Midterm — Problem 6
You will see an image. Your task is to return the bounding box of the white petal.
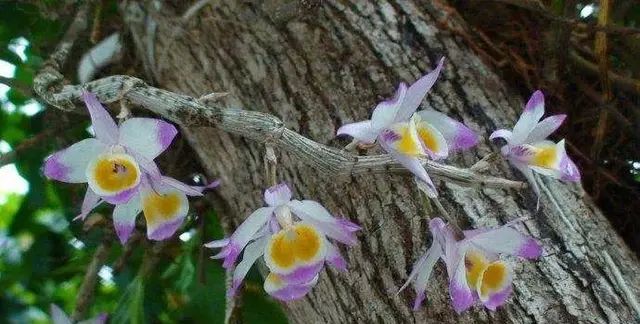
[119,118,177,160]
[43,138,106,183]
[264,183,292,207]
[465,225,542,259]
[489,129,513,142]
[395,57,445,122]
[229,235,269,296]
[371,83,407,131]
[526,114,566,143]
[229,207,276,252]
[510,90,545,145]
[336,120,378,144]
[414,118,449,160]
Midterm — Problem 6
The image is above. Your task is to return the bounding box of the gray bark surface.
[128,1,640,323]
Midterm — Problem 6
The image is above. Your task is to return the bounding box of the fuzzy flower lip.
[336,57,478,198]
[205,182,359,301]
[399,217,542,313]
[490,90,580,196]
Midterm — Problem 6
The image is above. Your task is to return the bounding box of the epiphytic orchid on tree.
[399,217,542,313]
[337,58,478,197]
[205,183,359,301]
[43,91,218,243]
[490,90,580,197]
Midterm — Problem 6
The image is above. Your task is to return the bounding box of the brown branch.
[71,239,112,321]
[569,51,640,95]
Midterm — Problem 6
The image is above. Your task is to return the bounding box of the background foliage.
[0,2,286,323]
[1,0,639,323]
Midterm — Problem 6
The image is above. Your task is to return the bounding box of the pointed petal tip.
[519,238,543,259]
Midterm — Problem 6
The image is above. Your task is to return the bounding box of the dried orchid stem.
[265,145,278,186]
[33,3,524,191]
[35,75,525,190]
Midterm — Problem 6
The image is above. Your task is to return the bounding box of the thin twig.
[71,239,112,321]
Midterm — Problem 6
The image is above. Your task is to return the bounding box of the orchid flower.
[337,58,478,197]
[399,217,542,313]
[43,91,218,243]
[490,90,580,196]
[51,304,107,324]
[205,183,360,301]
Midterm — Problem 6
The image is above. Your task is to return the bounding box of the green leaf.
[112,276,145,324]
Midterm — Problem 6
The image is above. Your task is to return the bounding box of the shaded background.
[0,0,638,323]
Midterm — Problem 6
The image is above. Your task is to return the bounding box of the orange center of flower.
[91,154,140,192]
[269,224,322,269]
[478,261,509,297]
[143,191,182,225]
[465,250,488,289]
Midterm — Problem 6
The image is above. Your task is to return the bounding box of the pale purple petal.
[50,304,72,324]
[75,188,102,221]
[336,120,379,144]
[43,138,106,183]
[219,207,275,267]
[82,91,119,145]
[264,183,292,207]
[325,240,347,271]
[413,291,426,311]
[510,90,545,145]
[128,150,161,180]
[228,235,269,297]
[526,114,566,143]
[287,200,359,245]
[464,224,542,260]
[204,238,230,248]
[160,176,208,196]
[489,129,513,142]
[371,82,407,131]
[395,57,446,122]
[557,141,581,182]
[119,118,177,160]
[112,193,141,244]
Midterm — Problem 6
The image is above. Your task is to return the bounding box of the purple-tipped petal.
[371,82,408,131]
[227,235,269,297]
[558,152,581,182]
[264,183,292,206]
[279,262,324,284]
[463,223,542,260]
[510,90,546,145]
[112,193,141,244]
[264,273,319,301]
[396,57,446,122]
[50,304,72,324]
[518,238,543,259]
[205,238,230,248]
[44,139,106,183]
[336,120,379,144]
[119,118,178,160]
[82,91,119,145]
[287,201,359,246]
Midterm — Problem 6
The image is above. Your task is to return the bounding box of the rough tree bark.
[115,1,639,323]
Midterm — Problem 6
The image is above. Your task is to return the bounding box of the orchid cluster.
[43,56,580,314]
[205,183,359,301]
[398,218,542,312]
[337,58,478,197]
[43,92,219,244]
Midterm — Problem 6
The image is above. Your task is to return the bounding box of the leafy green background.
[0,2,287,323]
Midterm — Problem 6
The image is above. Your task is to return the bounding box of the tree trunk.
[127,1,640,323]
